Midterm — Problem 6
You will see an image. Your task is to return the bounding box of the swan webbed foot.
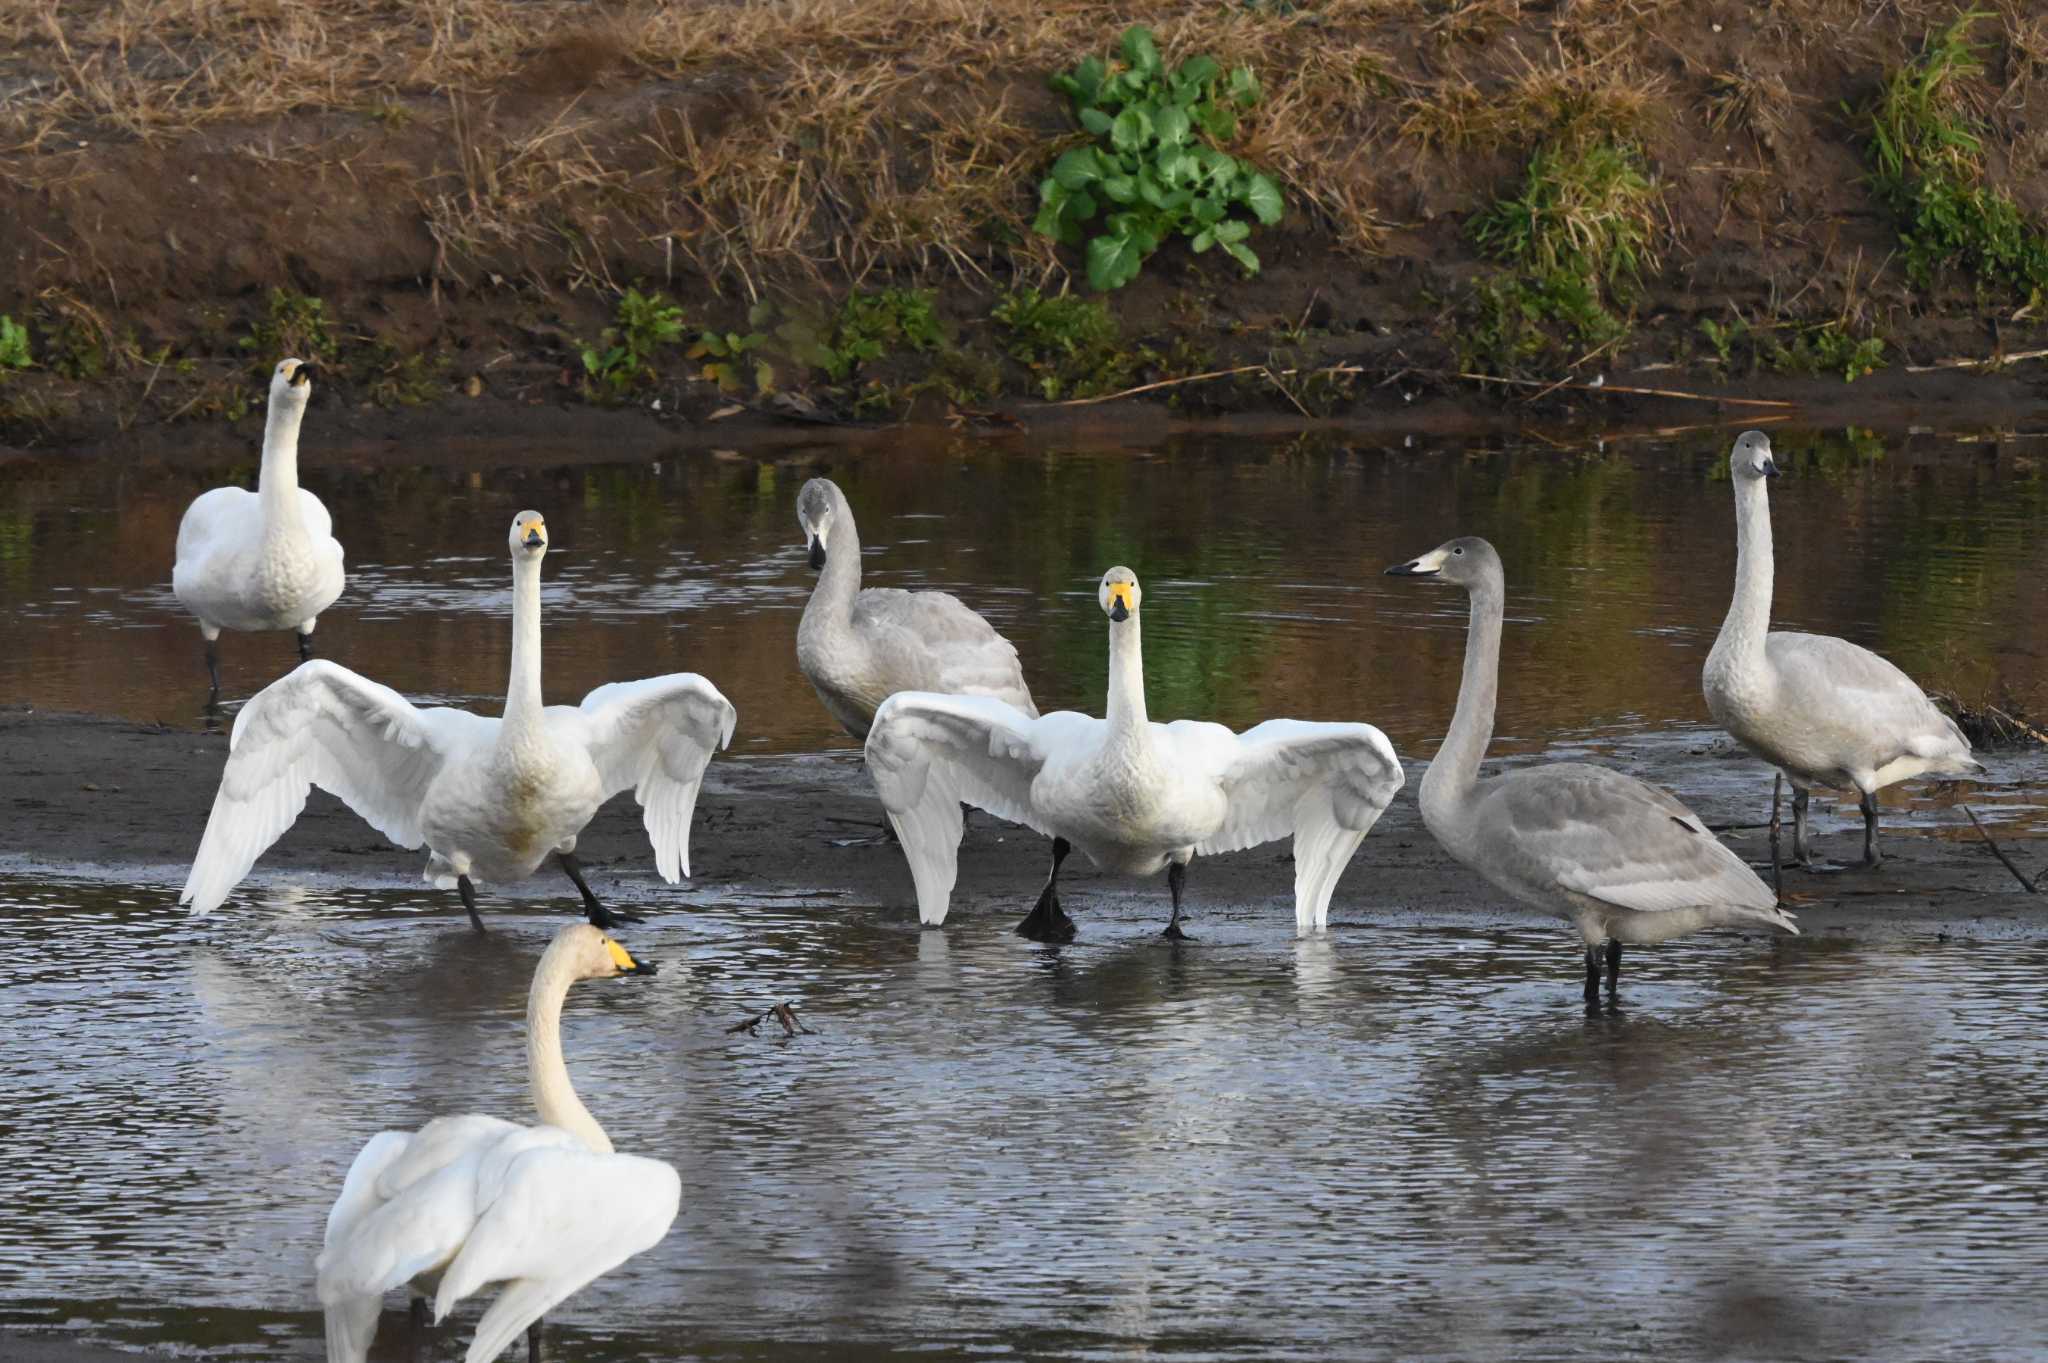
[1015,836,1076,943]
[1161,860,1193,941]
[457,875,487,933]
[559,852,641,930]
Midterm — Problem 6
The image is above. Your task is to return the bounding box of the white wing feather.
[1182,719,1406,932]
[864,693,1075,924]
[179,661,492,914]
[575,674,737,881]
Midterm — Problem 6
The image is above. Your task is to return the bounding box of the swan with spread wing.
[179,511,736,930]
[864,567,1403,941]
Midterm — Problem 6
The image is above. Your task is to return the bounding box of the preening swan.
[180,510,737,931]
[796,477,1037,740]
[1703,430,1981,868]
[1385,537,1796,1006]
[171,357,346,700]
[864,566,1404,940]
[317,924,680,1363]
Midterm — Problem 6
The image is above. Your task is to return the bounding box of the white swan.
[796,477,1037,740]
[318,923,680,1363]
[172,357,346,700]
[179,511,737,931]
[1385,537,1797,1005]
[1704,431,1981,867]
[864,567,1404,940]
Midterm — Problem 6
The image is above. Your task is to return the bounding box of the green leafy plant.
[1866,11,2048,297]
[239,289,335,367]
[688,328,772,395]
[1766,323,1886,382]
[580,287,686,393]
[776,289,943,382]
[1471,140,1658,289]
[0,316,32,373]
[1035,25,1284,290]
[991,287,1140,398]
[1698,315,1747,368]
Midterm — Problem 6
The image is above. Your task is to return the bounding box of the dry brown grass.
[0,0,2027,293]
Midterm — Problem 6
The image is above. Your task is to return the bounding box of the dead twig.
[1455,372,1799,407]
[1048,363,1364,408]
[1961,805,2039,894]
[727,1002,814,1036]
[1906,347,2048,374]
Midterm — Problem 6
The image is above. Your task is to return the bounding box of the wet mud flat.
[8,710,2042,943]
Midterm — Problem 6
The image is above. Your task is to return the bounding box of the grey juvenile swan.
[1702,431,1980,868]
[795,477,1036,740]
[1386,537,1797,1005]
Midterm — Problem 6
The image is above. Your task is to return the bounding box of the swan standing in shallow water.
[172,357,346,700]
[317,924,679,1363]
[795,477,1037,740]
[1703,431,1981,868]
[864,567,1404,940]
[1385,537,1796,1005]
[180,511,736,931]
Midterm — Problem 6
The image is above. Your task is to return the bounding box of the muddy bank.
[8,711,2041,943]
[5,3,2048,450]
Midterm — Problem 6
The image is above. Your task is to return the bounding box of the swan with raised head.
[318,923,680,1363]
[180,511,736,931]
[172,357,346,699]
[864,566,1404,940]
[795,476,1036,740]
[1704,430,1981,868]
[1385,536,1797,1005]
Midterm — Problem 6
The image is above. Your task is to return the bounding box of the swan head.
[796,478,841,570]
[509,510,549,559]
[1098,566,1140,623]
[550,923,660,980]
[1730,430,1778,481]
[269,357,315,407]
[1383,536,1499,588]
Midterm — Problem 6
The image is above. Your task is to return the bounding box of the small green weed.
[688,328,772,395]
[580,287,686,393]
[777,289,943,382]
[1698,315,1747,368]
[1456,273,1625,375]
[240,289,335,367]
[1035,25,1284,290]
[1767,323,1886,382]
[1471,141,1658,290]
[1867,11,2048,298]
[0,317,30,373]
[361,344,448,406]
[991,287,1139,398]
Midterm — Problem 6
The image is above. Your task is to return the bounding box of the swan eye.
[1452,547,1464,556]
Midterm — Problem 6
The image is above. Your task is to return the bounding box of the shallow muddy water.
[1,426,2043,767]
[3,875,2047,1361]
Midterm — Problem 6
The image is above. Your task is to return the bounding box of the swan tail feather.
[458,1278,580,1363]
[322,1296,382,1363]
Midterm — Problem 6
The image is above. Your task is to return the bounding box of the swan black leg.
[1860,790,1883,869]
[409,1296,430,1363]
[1791,784,1816,868]
[527,1318,543,1363]
[559,851,638,930]
[1014,837,1076,942]
[298,630,315,663]
[1605,939,1622,997]
[1767,772,1784,900]
[458,875,487,933]
[1162,861,1191,940]
[1583,945,1601,1008]
[204,636,222,701]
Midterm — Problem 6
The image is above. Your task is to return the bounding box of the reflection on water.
[0,429,2042,765]
[3,876,2047,1360]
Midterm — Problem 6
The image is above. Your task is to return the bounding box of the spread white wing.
[864,693,1085,924]
[1174,719,1405,932]
[179,661,493,913]
[573,675,737,881]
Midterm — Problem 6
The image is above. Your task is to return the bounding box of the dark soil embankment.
[4,2,2048,450]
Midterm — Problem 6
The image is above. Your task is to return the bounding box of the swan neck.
[257,397,308,542]
[1104,616,1148,734]
[504,553,545,733]
[798,503,863,645]
[526,943,613,1155]
[1713,478,1775,670]
[1424,579,1502,805]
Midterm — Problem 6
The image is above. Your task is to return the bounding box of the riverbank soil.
[5,2,2048,450]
